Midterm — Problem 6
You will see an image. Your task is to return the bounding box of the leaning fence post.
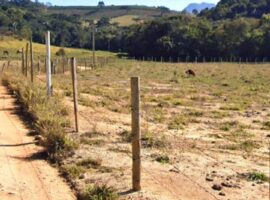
[45,31,52,96]
[71,57,79,133]
[30,38,34,83]
[131,77,141,191]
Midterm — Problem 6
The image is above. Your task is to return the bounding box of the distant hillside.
[183,2,215,13]
[48,5,179,23]
[200,0,270,20]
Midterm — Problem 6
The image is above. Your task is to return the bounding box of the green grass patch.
[245,172,269,182]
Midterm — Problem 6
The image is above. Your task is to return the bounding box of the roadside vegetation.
[2,71,76,161]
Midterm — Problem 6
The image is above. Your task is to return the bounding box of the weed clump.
[62,165,86,180]
[262,121,270,130]
[77,157,102,169]
[78,184,118,200]
[141,132,168,148]
[168,115,188,130]
[155,155,170,164]
[243,172,269,182]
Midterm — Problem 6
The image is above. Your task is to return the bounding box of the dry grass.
[3,58,270,199]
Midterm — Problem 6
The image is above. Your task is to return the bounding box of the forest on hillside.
[0,0,270,59]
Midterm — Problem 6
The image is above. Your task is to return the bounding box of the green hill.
[200,0,270,20]
[47,5,179,23]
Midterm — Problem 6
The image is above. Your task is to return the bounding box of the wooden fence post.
[7,60,10,69]
[92,24,96,67]
[38,56,40,74]
[131,77,141,191]
[45,31,52,96]
[25,42,29,77]
[71,57,79,133]
[30,38,34,83]
[1,63,6,74]
[62,56,65,74]
[21,47,24,75]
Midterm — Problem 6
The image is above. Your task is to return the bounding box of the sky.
[38,0,220,11]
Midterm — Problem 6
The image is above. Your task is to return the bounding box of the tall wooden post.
[131,77,141,191]
[21,48,25,75]
[71,57,79,133]
[45,31,52,96]
[25,43,29,77]
[92,23,96,67]
[30,38,34,83]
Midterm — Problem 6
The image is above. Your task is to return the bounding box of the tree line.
[0,0,270,60]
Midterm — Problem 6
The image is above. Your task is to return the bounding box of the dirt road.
[0,84,75,200]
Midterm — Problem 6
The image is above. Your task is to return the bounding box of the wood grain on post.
[71,57,79,133]
[25,42,29,77]
[131,77,141,191]
[30,38,34,83]
[45,31,52,96]
[21,48,24,74]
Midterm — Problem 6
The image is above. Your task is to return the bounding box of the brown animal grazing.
[17,49,22,54]
[3,50,9,56]
[185,69,196,77]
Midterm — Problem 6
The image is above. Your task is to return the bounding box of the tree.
[98,1,105,8]
[192,9,198,15]
[97,17,110,27]
[158,6,170,17]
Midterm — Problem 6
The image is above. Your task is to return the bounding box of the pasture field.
[2,58,270,199]
[47,5,178,21]
[0,37,115,60]
[111,15,142,26]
